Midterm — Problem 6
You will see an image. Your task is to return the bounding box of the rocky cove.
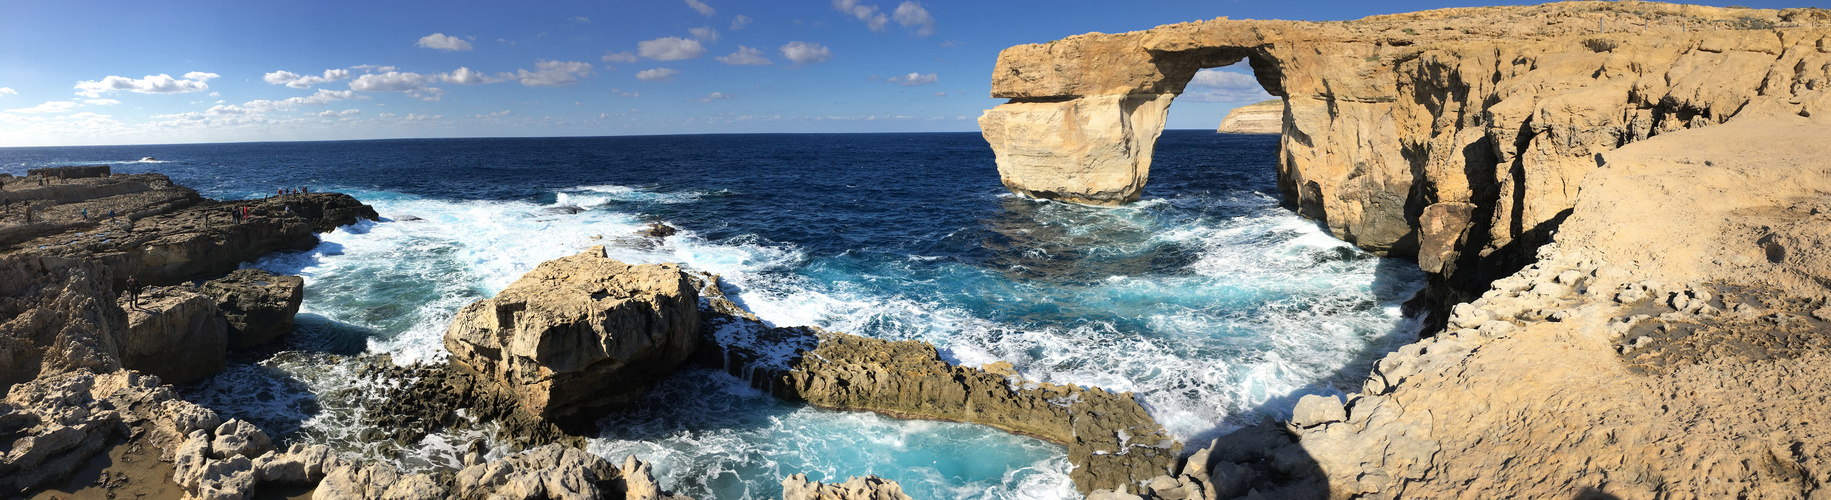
[4,2,1831,500]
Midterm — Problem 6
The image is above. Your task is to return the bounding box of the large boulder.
[199,268,304,349]
[444,246,699,425]
[120,285,226,385]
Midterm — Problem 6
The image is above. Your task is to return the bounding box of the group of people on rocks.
[278,186,309,196]
[229,205,254,223]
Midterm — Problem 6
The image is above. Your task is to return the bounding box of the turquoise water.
[2,133,1424,498]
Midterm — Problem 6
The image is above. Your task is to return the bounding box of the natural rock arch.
[979,1,1831,310]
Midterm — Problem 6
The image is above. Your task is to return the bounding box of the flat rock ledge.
[783,331,1181,494]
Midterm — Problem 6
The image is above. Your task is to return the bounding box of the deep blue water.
[0,131,1423,499]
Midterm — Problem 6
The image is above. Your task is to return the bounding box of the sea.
[0,131,1424,499]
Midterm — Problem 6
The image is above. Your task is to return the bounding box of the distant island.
[1215,99,1282,134]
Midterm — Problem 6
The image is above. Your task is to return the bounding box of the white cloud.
[569,16,590,24]
[715,46,772,66]
[638,37,706,61]
[83,99,121,105]
[1190,69,1260,88]
[350,71,438,92]
[317,109,361,117]
[636,68,679,82]
[731,15,752,30]
[0,87,15,96]
[780,41,832,66]
[693,92,733,102]
[6,100,78,113]
[74,72,219,97]
[933,91,946,97]
[513,60,594,87]
[263,69,351,89]
[609,89,640,97]
[892,2,935,36]
[689,26,720,42]
[1183,69,1272,103]
[833,0,887,31]
[602,51,638,63]
[417,33,474,51]
[684,0,715,16]
[885,72,937,86]
[207,104,247,115]
[443,67,508,85]
[241,89,363,113]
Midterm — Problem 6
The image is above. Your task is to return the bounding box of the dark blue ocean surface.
[0,131,1423,499]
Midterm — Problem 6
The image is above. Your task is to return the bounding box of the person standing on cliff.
[126,276,141,309]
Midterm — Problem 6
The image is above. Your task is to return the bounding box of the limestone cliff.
[980,1,1831,311]
[1215,100,1283,134]
[0,172,376,389]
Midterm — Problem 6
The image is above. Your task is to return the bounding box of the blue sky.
[0,0,1816,146]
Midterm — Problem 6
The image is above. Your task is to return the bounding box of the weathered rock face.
[1,173,373,393]
[1215,99,1284,134]
[0,255,127,388]
[982,2,1831,310]
[199,268,304,349]
[980,93,1173,205]
[781,474,913,500]
[444,246,700,425]
[120,285,227,385]
[774,329,1180,494]
[451,444,690,500]
[1107,118,1831,499]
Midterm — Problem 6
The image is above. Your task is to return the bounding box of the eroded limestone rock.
[781,473,912,500]
[981,2,1831,315]
[444,246,700,425]
[198,268,304,349]
[776,329,1180,493]
[120,285,226,385]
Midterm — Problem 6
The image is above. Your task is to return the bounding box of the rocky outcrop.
[1,172,373,392]
[3,174,376,288]
[1215,99,1282,134]
[683,272,1183,493]
[25,166,110,180]
[452,444,689,500]
[781,474,912,500]
[767,329,1180,494]
[120,285,227,385]
[444,246,700,426]
[0,255,128,388]
[981,2,1831,312]
[0,370,238,497]
[198,269,304,349]
[1102,118,1831,499]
